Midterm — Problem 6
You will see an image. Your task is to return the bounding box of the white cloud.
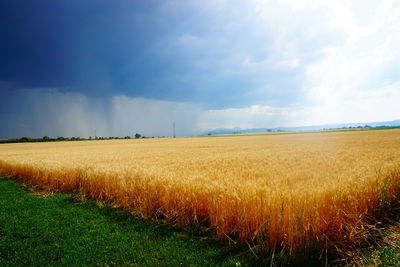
[198,104,304,130]
[303,0,400,124]
[304,82,400,125]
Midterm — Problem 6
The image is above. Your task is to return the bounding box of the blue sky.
[1,0,400,138]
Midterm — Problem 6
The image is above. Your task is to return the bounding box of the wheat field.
[1,129,400,254]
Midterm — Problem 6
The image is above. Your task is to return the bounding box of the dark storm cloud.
[0,0,313,108]
[0,0,168,95]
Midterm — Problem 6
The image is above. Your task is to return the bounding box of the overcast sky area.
[1,0,400,138]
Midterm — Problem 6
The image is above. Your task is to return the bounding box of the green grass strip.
[0,177,258,266]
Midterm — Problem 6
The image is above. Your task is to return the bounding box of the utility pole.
[173,121,176,138]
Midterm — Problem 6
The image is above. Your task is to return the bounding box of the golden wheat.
[1,130,400,253]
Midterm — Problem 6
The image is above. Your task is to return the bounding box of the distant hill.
[204,119,400,135]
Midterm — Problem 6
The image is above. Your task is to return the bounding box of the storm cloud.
[1,0,399,138]
[0,89,202,139]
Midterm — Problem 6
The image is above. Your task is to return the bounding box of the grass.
[362,247,400,266]
[0,177,263,266]
[357,223,400,266]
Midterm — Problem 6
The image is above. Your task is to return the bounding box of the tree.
[134,133,141,139]
[42,136,50,141]
[19,137,32,142]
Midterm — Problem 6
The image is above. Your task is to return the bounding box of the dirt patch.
[30,189,55,198]
[347,223,400,266]
[25,185,55,198]
[381,225,400,248]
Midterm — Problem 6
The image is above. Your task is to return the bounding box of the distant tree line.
[324,125,400,130]
[0,133,169,144]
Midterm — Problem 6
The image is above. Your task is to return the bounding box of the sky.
[1,0,400,138]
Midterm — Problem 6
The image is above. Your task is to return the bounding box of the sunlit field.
[1,130,400,255]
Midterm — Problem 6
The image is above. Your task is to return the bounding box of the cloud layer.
[1,89,300,138]
[0,89,203,138]
[1,0,399,138]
